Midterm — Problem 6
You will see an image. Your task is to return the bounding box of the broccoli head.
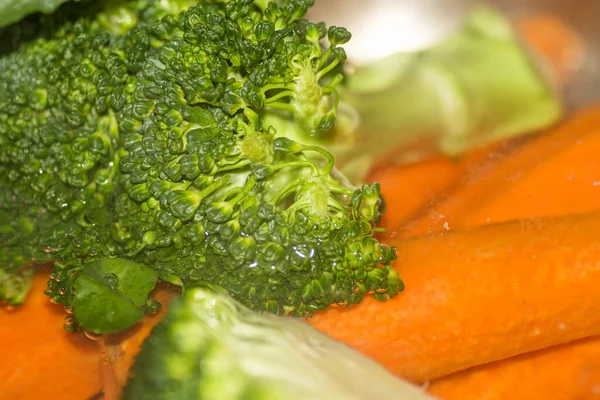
[0,0,402,333]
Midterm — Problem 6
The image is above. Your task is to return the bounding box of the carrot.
[308,211,600,382]
[372,141,517,240]
[414,103,600,396]
[516,13,585,87]
[372,155,463,237]
[458,129,600,228]
[427,336,600,400]
[397,101,600,238]
[0,268,103,400]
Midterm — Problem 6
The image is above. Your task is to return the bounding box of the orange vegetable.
[372,155,464,237]
[397,102,600,238]
[308,211,600,382]
[427,336,600,400]
[459,126,600,229]
[516,13,585,87]
[414,101,600,396]
[0,269,103,400]
[373,141,516,240]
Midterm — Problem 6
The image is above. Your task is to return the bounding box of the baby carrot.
[458,129,600,228]
[399,101,600,238]
[0,269,103,400]
[427,336,600,400]
[516,13,585,87]
[308,211,600,382]
[416,104,600,397]
[372,140,517,240]
[371,155,464,237]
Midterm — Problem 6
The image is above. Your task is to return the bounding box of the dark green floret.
[0,0,401,333]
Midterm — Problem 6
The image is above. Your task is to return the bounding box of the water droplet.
[145,298,162,315]
[104,273,118,289]
[84,330,102,341]
[64,315,77,333]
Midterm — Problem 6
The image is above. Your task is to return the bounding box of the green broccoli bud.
[0,0,402,334]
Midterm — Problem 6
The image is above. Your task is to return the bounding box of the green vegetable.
[0,0,71,27]
[0,0,401,333]
[72,257,158,333]
[333,6,562,182]
[122,286,433,400]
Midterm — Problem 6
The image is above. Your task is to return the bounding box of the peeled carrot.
[413,104,600,396]
[0,269,103,400]
[372,155,464,237]
[372,141,516,240]
[398,101,600,238]
[458,127,600,228]
[308,211,600,382]
[516,13,585,87]
[427,336,600,400]
[420,144,600,397]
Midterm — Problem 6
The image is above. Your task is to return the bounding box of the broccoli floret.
[122,286,432,400]
[0,0,402,333]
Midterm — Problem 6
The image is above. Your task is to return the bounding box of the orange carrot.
[398,102,600,238]
[413,105,600,397]
[516,13,585,87]
[0,269,103,400]
[371,141,516,240]
[458,129,600,228]
[371,155,463,236]
[308,211,600,382]
[427,336,600,400]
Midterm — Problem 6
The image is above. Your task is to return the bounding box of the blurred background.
[495,0,600,109]
[306,0,600,179]
[308,0,600,110]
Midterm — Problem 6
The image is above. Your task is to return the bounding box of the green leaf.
[73,257,158,334]
[0,0,71,27]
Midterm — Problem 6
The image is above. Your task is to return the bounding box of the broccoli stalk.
[332,6,562,182]
[122,286,433,400]
[0,0,401,333]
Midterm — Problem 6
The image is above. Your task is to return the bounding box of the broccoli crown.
[122,286,431,400]
[0,0,402,332]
